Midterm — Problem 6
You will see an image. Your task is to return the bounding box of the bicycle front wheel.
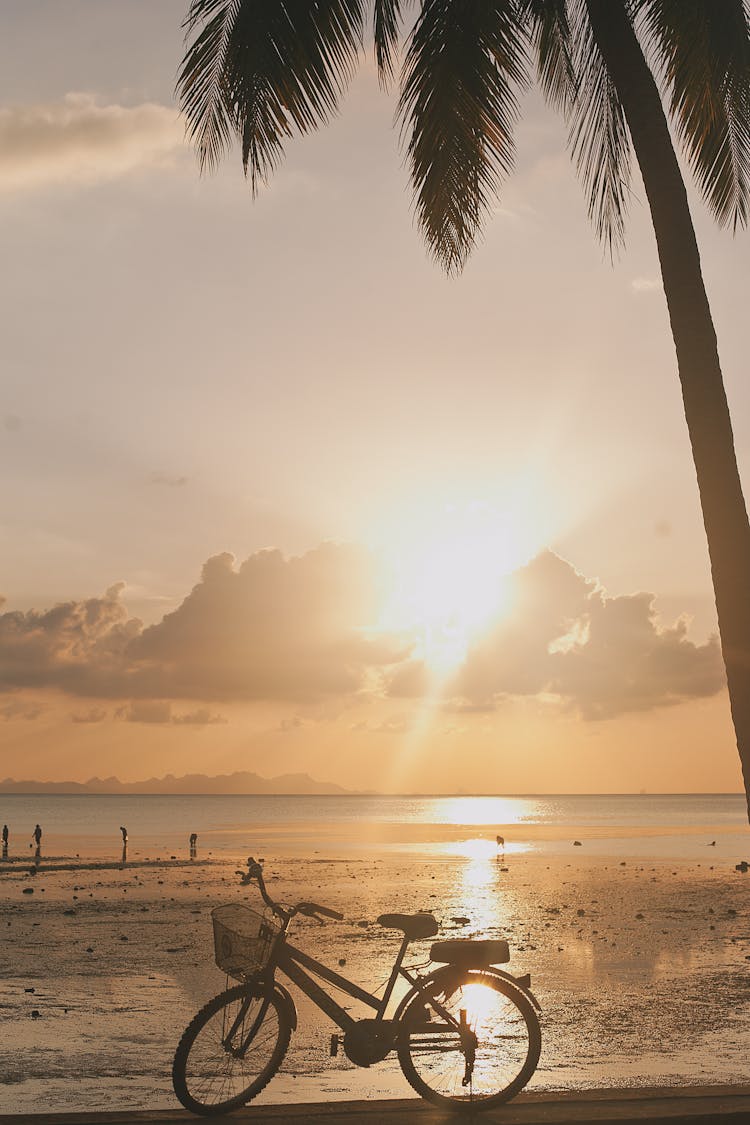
[172,983,290,1115]
[397,970,540,1112]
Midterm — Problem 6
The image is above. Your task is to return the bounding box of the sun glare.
[377,505,529,674]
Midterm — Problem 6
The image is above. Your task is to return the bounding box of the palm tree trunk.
[584,0,750,818]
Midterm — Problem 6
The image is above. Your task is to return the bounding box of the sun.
[376,504,526,675]
[402,540,513,673]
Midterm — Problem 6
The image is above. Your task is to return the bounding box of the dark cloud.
[116,701,172,724]
[0,697,44,721]
[172,708,227,726]
[114,701,226,725]
[148,471,188,488]
[71,707,108,724]
[0,583,141,696]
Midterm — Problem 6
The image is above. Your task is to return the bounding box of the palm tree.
[178,1,750,813]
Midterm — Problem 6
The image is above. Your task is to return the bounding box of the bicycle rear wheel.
[397,970,540,1112]
[172,983,290,1115]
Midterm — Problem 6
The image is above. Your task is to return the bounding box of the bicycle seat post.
[378,934,411,1018]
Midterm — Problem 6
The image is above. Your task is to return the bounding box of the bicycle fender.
[392,965,541,1025]
[272,981,298,1030]
[486,968,542,1012]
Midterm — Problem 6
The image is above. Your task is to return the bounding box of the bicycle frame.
[227,861,487,1059]
[272,933,422,1035]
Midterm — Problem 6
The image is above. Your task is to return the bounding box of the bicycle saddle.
[430,938,510,966]
[376,912,439,940]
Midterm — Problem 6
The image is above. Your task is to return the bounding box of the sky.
[1,1,748,793]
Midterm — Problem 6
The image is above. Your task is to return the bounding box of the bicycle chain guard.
[342,1019,395,1066]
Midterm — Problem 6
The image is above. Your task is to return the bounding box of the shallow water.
[2,793,748,861]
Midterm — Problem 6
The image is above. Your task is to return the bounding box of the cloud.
[0,93,185,194]
[444,552,724,719]
[549,589,724,719]
[631,277,662,293]
[0,546,723,720]
[350,714,414,735]
[0,582,141,695]
[71,707,108,724]
[117,700,172,724]
[0,698,44,721]
[148,471,188,488]
[129,544,408,701]
[172,708,227,726]
[0,544,406,704]
[114,701,226,725]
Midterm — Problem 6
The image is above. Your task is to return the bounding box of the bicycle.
[172,856,541,1115]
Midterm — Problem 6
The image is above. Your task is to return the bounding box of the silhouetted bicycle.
[172,856,541,1114]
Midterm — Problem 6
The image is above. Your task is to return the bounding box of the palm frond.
[373,0,405,86]
[521,0,576,112]
[567,0,632,253]
[398,0,530,274]
[637,0,750,231]
[177,0,365,192]
[178,0,244,174]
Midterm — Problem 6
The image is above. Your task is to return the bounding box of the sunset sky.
[1,1,748,793]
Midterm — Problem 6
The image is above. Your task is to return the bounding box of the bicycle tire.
[397,969,540,1112]
[172,983,291,1115]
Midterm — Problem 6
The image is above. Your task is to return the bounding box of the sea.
[1,792,749,862]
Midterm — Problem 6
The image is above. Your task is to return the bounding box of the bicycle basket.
[211,904,281,980]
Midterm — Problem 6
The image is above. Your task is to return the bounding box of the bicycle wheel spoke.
[398,972,540,1110]
[173,985,290,1113]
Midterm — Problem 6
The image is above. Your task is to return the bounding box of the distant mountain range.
[0,771,351,795]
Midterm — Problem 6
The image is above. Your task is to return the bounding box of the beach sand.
[2,848,750,1113]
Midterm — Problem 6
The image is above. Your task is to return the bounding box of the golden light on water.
[436,796,530,826]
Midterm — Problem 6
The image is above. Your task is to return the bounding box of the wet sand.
[2,848,750,1113]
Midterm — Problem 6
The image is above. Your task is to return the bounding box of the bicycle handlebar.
[239,857,343,924]
[297,900,344,921]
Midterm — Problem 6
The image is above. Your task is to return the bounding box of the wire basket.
[212,904,282,980]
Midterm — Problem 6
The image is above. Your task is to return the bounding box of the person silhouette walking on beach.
[33,824,42,857]
[120,826,128,845]
[189,832,197,858]
[2,824,8,857]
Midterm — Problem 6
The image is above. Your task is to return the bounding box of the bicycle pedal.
[330,1034,340,1057]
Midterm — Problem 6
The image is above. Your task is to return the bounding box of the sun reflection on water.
[429,796,535,826]
[446,845,510,937]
